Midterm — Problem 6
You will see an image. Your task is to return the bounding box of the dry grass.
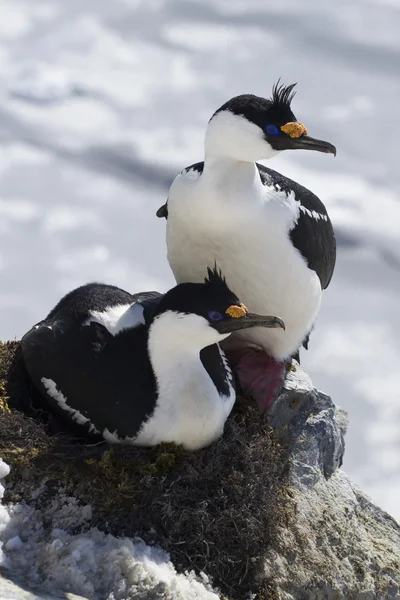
[0,341,294,600]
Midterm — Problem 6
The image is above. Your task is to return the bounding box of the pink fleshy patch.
[227,347,286,411]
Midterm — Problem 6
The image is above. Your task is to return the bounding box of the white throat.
[205,110,277,163]
[134,311,235,450]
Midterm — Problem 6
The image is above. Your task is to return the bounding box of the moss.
[254,587,281,600]
[0,341,18,381]
[0,340,293,599]
[0,342,16,413]
[0,395,11,413]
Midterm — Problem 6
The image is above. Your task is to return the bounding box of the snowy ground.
[0,459,219,599]
[0,0,399,521]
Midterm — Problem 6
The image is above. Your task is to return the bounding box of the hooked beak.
[214,314,285,335]
[287,135,336,156]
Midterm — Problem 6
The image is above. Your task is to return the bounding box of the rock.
[268,362,346,483]
[263,364,400,599]
[262,471,400,599]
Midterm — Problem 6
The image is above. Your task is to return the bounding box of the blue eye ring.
[208,310,223,322]
[265,124,279,136]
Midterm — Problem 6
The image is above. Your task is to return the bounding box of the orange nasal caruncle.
[280,122,308,138]
[225,304,248,319]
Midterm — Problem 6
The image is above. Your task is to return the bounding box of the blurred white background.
[0,0,399,519]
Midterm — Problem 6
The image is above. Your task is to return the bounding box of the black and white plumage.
[157,82,336,365]
[21,269,284,450]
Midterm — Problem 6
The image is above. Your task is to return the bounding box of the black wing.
[21,316,157,440]
[257,163,336,290]
[200,345,234,398]
[131,291,163,325]
[156,203,168,218]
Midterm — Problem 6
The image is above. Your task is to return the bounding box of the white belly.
[134,365,235,450]
[166,179,322,361]
[134,390,230,451]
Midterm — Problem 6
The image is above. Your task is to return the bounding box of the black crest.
[151,265,240,322]
[268,80,297,112]
[211,80,297,129]
[203,265,240,310]
[204,265,227,288]
[204,264,241,300]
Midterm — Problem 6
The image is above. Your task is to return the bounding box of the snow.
[0,458,219,599]
[0,0,399,523]
[0,459,10,480]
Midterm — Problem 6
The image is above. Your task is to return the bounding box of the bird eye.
[265,124,279,136]
[208,310,223,322]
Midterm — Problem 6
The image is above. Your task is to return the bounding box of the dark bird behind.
[21,268,284,450]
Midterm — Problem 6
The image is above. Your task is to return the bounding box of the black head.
[214,81,297,130]
[208,80,336,158]
[151,267,284,345]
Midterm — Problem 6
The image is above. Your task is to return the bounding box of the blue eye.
[265,124,279,136]
[208,310,223,322]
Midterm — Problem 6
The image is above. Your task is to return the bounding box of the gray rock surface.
[263,471,400,599]
[264,365,400,599]
[268,363,346,483]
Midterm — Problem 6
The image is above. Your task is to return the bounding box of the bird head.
[205,80,336,162]
[149,266,285,350]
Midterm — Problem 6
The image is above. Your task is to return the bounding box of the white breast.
[166,165,322,361]
[134,313,236,450]
[134,363,234,451]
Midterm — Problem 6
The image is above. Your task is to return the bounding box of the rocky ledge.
[265,367,400,599]
[0,341,399,600]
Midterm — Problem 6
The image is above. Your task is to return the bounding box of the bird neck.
[204,110,277,163]
[147,315,220,409]
[203,155,260,192]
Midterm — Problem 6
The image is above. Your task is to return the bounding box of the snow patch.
[0,478,220,599]
[0,459,10,481]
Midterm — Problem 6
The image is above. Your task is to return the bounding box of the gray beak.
[289,135,336,156]
[214,314,285,335]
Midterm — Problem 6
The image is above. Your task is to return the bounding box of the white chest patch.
[133,366,235,451]
[132,312,236,451]
[84,302,144,335]
[41,377,100,434]
[166,164,322,360]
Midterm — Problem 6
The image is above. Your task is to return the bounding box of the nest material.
[0,341,294,600]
